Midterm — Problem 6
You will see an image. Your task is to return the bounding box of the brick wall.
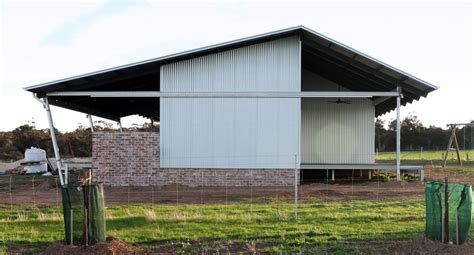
[92,132,297,187]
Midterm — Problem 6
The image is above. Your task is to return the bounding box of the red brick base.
[92,132,297,187]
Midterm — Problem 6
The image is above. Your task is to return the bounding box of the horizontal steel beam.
[46,91,400,98]
[372,89,399,106]
[300,164,424,170]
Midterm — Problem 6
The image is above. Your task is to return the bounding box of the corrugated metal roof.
[24,26,302,92]
[24,25,438,120]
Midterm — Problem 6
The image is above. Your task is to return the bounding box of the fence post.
[32,175,36,208]
[444,177,449,243]
[456,211,459,245]
[294,154,298,220]
[56,176,60,216]
[151,186,155,208]
[127,175,130,206]
[250,169,253,215]
[225,171,228,205]
[9,176,13,214]
[201,169,204,204]
[176,173,179,207]
[70,209,74,245]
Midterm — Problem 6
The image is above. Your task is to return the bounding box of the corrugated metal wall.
[160,36,301,168]
[301,98,375,164]
[301,68,348,91]
[300,69,375,164]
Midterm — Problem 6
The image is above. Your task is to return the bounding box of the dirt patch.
[8,237,474,254]
[7,243,50,254]
[41,237,140,255]
[379,237,474,255]
[426,162,474,185]
[145,239,275,254]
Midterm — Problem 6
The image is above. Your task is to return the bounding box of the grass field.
[0,199,433,254]
[376,150,474,162]
[1,151,474,253]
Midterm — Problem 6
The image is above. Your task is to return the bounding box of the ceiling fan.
[327,85,352,104]
[328,98,351,104]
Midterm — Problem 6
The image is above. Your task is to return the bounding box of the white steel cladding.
[301,98,375,164]
[300,69,375,164]
[160,36,301,168]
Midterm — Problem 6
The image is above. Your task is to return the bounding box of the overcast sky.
[0,0,472,132]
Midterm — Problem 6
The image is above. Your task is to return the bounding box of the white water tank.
[24,147,47,163]
[24,164,48,174]
[23,147,48,174]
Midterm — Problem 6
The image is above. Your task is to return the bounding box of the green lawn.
[1,151,473,253]
[376,150,474,162]
[0,199,436,254]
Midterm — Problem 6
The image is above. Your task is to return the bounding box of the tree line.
[0,116,472,161]
[376,115,473,152]
[0,121,159,161]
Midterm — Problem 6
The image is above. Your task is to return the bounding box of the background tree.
[0,116,471,161]
[377,115,472,151]
[0,120,163,161]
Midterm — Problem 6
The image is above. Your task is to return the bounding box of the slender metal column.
[294,154,298,220]
[87,114,94,132]
[43,97,64,185]
[118,119,123,132]
[396,87,401,181]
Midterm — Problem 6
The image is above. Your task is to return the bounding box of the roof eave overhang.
[24,25,438,118]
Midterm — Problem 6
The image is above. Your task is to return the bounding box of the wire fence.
[1,158,473,205]
[0,154,473,250]
[0,159,462,210]
[0,170,421,240]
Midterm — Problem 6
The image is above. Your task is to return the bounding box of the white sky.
[0,0,473,132]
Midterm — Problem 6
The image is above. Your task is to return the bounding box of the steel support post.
[118,119,123,132]
[396,87,401,181]
[87,114,94,132]
[65,164,69,185]
[43,97,64,185]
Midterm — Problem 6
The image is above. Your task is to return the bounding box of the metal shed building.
[25,26,437,186]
